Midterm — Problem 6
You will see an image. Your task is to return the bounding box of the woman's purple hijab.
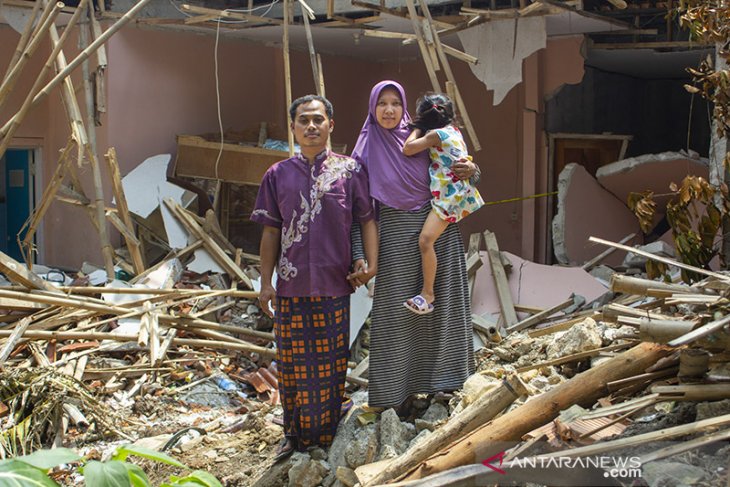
[351,80,431,211]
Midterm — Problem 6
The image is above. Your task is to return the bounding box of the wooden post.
[395,343,673,482]
[104,148,145,273]
[282,0,294,156]
[43,8,116,279]
[404,0,441,92]
[299,0,322,96]
[418,0,481,151]
[483,230,518,327]
[0,0,155,138]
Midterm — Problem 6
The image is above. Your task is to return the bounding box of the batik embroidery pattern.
[278,155,361,281]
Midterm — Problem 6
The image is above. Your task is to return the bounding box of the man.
[251,95,378,461]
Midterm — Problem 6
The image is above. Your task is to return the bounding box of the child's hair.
[409,93,455,132]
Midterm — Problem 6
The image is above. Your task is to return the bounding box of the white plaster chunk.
[546,317,602,359]
[458,16,546,105]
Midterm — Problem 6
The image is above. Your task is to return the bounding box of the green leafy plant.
[0,445,222,487]
[629,176,729,283]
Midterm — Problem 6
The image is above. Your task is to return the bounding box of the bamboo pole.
[0,1,63,111]
[0,0,87,159]
[0,0,155,138]
[417,0,481,150]
[4,285,257,298]
[403,0,441,92]
[40,3,115,279]
[610,274,709,298]
[282,0,294,156]
[591,236,730,282]
[0,329,276,357]
[2,0,43,84]
[299,0,321,96]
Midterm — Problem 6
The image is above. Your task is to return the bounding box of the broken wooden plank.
[507,297,574,334]
[0,317,32,365]
[483,230,518,326]
[105,147,145,273]
[0,250,57,291]
[283,0,294,156]
[163,198,252,288]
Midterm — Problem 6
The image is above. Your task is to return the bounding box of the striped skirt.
[275,295,350,450]
[368,204,475,408]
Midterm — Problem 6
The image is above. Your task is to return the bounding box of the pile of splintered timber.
[355,237,730,486]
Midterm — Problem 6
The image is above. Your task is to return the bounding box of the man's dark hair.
[289,95,334,121]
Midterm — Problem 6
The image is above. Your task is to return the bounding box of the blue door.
[2,149,33,262]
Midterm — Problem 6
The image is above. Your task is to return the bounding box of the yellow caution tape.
[483,191,558,206]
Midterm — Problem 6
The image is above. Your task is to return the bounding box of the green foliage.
[0,446,222,487]
[629,176,729,283]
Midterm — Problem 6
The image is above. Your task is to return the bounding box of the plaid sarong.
[274,295,350,450]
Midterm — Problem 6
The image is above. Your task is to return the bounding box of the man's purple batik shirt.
[251,150,374,298]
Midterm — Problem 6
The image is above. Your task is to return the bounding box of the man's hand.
[348,259,377,289]
[453,157,478,180]
[258,284,277,318]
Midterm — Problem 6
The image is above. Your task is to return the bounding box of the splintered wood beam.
[104,148,145,273]
[483,230,517,326]
[404,0,441,92]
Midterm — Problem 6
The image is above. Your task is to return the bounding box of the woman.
[350,80,478,409]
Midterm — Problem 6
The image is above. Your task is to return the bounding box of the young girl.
[402,93,484,315]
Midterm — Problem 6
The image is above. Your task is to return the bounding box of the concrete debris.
[623,240,676,268]
[546,317,603,359]
[288,455,330,487]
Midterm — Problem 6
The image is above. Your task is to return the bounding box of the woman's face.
[375,87,403,130]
